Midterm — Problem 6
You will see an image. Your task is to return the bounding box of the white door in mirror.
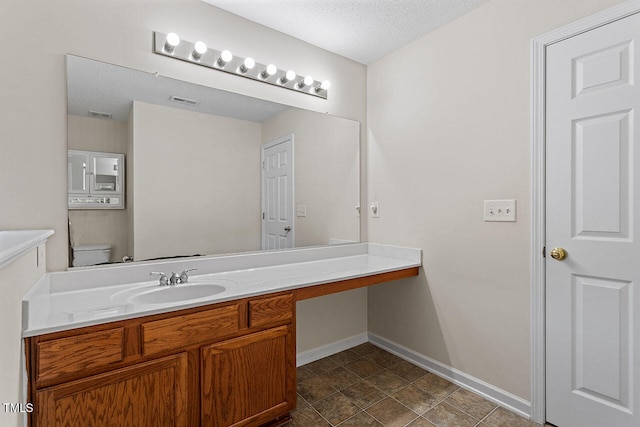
[262,135,294,250]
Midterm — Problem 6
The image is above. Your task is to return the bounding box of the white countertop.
[23,243,421,337]
[0,229,54,270]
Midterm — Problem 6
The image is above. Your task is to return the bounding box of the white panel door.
[546,12,640,427]
[261,135,294,250]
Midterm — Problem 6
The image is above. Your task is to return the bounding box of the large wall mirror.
[66,55,360,268]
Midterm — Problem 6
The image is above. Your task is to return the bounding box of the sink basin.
[129,284,226,305]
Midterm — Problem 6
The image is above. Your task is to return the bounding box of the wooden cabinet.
[26,292,295,427]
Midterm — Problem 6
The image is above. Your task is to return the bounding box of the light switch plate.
[370,202,380,218]
[484,199,516,222]
[296,205,307,217]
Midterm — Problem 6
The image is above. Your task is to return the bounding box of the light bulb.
[221,50,233,62]
[261,64,277,79]
[239,57,255,73]
[298,75,313,89]
[192,41,207,60]
[315,79,331,93]
[164,33,180,52]
[280,70,296,84]
[217,50,233,67]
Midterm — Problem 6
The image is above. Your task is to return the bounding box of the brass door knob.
[550,247,567,261]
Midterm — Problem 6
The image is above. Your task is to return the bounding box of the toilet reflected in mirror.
[72,244,112,267]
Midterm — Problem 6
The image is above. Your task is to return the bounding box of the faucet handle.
[150,271,168,286]
[179,268,197,283]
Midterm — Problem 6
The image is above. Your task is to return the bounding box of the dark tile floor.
[287,342,543,427]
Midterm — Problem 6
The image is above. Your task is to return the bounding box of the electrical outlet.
[484,199,516,222]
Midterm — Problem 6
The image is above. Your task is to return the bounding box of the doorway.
[261,135,295,250]
[531,1,640,424]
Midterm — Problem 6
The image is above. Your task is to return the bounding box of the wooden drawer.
[36,327,125,385]
[249,293,293,329]
[142,303,241,356]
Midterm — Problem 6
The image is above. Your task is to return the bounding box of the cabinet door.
[91,153,123,194]
[201,326,295,427]
[68,151,90,194]
[36,353,189,427]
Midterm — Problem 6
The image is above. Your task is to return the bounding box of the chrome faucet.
[169,272,180,285]
[151,269,197,286]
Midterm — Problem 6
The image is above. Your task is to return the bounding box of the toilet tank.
[72,244,112,267]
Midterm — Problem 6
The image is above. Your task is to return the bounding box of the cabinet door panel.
[68,152,89,193]
[36,353,188,427]
[201,326,294,427]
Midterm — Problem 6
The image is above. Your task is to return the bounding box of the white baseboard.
[367,332,532,420]
[296,332,368,367]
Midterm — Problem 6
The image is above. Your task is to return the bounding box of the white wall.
[262,109,360,247]
[0,0,367,388]
[132,101,262,260]
[0,248,47,427]
[366,0,625,402]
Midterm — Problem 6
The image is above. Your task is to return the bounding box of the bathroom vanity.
[22,243,420,426]
[27,291,295,426]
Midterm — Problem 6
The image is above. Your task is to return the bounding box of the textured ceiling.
[202,0,489,64]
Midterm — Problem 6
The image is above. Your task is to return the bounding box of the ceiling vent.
[88,110,113,119]
[170,95,200,106]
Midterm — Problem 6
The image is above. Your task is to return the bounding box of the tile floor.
[287,342,543,427]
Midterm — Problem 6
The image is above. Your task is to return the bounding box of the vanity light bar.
[152,32,330,100]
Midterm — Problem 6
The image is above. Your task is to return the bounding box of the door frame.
[261,134,295,250]
[530,1,640,423]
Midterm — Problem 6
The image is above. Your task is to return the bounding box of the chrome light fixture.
[238,57,255,74]
[216,50,233,67]
[279,70,296,85]
[261,64,277,79]
[315,80,331,93]
[152,31,330,99]
[164,32,180,53]
[297,75,314,89]
[191,41,207,60]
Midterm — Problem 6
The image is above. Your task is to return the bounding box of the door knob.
[284,226,291,232]
[550,247,567,261]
